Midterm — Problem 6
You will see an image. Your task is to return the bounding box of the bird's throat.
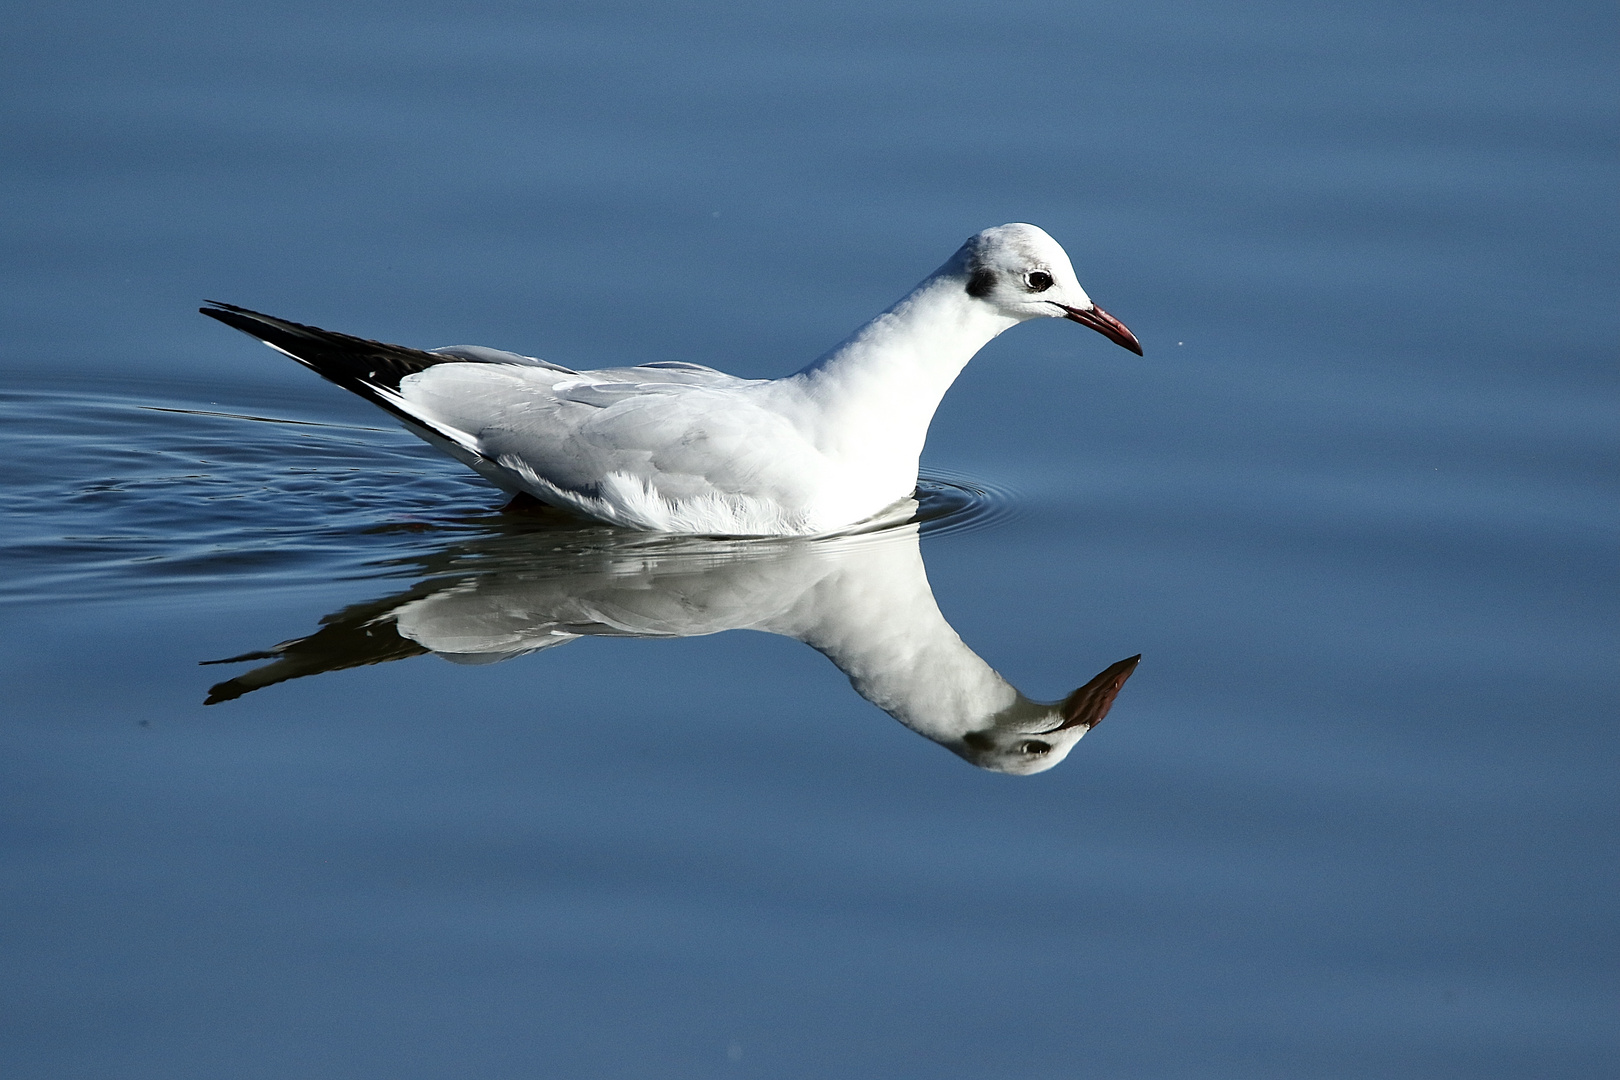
[789,275,1020,467]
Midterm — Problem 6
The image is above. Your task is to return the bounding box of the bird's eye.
[1025,271,1054,292]
[1019,740,1052,755]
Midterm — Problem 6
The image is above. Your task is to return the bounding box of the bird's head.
[956,223,1142,355]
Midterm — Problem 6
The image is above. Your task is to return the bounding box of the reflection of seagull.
[206,523,1138,774]
[203,224,1141,536]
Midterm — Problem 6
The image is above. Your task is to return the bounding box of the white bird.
[203,223,1141,536]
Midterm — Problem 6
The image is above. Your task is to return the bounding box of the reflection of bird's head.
[950,655,1140,775]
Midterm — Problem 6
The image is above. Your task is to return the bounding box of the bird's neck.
[766,535,1020,744]
[788,275,1021,467]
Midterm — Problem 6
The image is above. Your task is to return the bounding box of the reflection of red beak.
[1054,654,1141,731]
[1060,303,1143,355]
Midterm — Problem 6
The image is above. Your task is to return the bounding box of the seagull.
[203,223,1141,536]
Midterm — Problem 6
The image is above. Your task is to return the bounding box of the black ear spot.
[1025,270,1054,292]
[965,267,996,298]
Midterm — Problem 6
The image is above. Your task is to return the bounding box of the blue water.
[3,1,1616,1076]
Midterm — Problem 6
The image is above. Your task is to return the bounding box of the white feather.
[368,224,1133,535]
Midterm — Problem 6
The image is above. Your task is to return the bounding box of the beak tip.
[1063,303,1143,356]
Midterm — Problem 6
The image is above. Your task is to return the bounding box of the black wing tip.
[197,301,401,356]
[200,299,261,318]
[198,301,297,341]
[199,300,311,330]
[196,300,471,429]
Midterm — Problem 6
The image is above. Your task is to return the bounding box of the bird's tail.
[199,301,489,463]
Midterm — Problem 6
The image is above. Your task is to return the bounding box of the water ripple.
[1,384,1015,604]
[913,470,1024,537]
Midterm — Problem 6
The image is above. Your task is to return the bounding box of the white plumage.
[204,223,1141,536]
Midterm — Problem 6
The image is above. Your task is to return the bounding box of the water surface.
[2,1,1616,1076]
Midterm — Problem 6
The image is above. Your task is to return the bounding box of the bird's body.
[204,224,1140,535]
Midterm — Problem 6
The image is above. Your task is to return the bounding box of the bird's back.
[397,360,868,534]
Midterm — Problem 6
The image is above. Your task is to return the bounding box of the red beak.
[1061,303,1143,355]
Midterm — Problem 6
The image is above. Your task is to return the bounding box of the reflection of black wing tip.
[200,650,281,667]
[199,596,434,705]
[1060,654,1141,730]
[203,679,252,706]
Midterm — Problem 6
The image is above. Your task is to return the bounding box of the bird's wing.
[430,344,578,372]
[399,363,821,506]
[201,304,823,526]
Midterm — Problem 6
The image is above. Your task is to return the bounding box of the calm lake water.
[3,1,1616,1076]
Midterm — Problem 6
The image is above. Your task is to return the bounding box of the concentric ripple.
[913,471,1024,537]
[0,383,1019,604]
